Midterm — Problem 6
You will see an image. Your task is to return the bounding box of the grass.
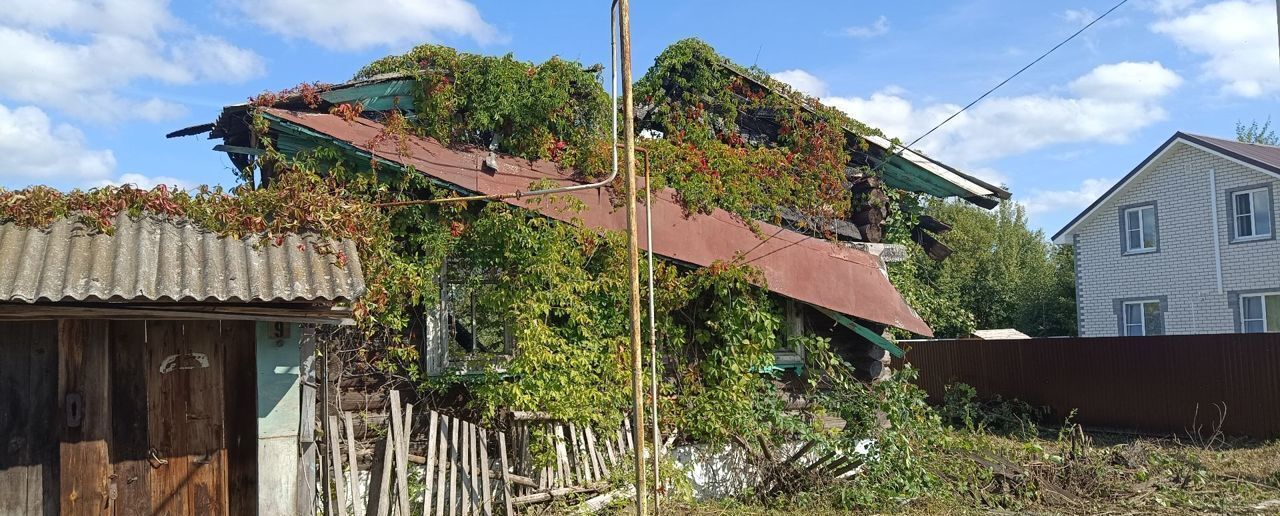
[652,427,1280,515]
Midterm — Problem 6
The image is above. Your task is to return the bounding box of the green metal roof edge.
[260,112,470,195]
[813,305,906,358]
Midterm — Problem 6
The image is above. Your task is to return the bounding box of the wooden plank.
[221,321,258,516]
[58,319,113,514]
[448,416,460,516]
[108,320,153,515]
[400,403,414,516]
[0,321,59,515]
[585,427,607,479]
[434,416,450,516]
[554,424,571,487]
[479,428,493,516]
[498,432,515,516]
[344,413,364,516]
[367,435,393,516]
[568,423,587,482]
[298,326,318,516]
[388,391,407,516]
[421,411,439,516]
[328,415,351,515]
[182,320,231,515]
[463,422,478,514]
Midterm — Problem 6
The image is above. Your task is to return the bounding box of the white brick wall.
[1071,142,1280,336]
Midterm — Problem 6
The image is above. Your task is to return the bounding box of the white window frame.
[1123,205,1157,254]
[1232,188,1271,241]
[1239,292,1279,333]
[1122,300,1160,336]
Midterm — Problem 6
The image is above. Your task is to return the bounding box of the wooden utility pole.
[618,0,647,514]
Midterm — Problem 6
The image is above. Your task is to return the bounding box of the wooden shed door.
[139,320,230,515]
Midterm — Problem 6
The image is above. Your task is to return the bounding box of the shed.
[0,214,365,515]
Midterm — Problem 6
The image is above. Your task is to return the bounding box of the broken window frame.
[438,258,515,374]
[774,299,807,368]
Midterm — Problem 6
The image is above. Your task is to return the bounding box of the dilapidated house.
[0,214,363,514]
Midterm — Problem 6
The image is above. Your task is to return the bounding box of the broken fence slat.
[399,402,414,516]
[373,434,394,516]
[585,426,607,479]
[498,431,515,516]
[469,421,482,515]
[479,428,493,516]
[804,451,837,473]
[344,413,365,516]
[434,416,450,516]
[460,420,473,516]
[423,411,440,516]
[784,440,817,465]
[327,415,350,516]
[449,415,460,516]
[388,392,406,516]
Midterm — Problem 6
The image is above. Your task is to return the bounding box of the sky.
[0,0,1276,235]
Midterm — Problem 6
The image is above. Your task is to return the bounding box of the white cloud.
[821,61,1182,165]
[235,0,502,51]
[0,1,265,122]
[1151,0,1280,97]
[96,173,188,190]
[841,15,889,39]
[1061,8,1097,26]
[1020,178,1116,216]
[770,69,828,97]
[0,104,116,182]
[1144,0,1198,15]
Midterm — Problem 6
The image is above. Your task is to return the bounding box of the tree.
[891,199,1077,338]
[1236,118,1279,145]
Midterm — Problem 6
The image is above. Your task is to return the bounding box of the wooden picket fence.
[321,392,641,515]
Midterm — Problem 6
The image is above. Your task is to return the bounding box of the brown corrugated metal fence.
[905,334,1280,439]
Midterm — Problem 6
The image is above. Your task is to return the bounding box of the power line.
[898,0,1130,152]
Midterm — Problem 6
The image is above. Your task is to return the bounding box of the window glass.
[1255,191,1272,236]
[1242,295,1266,333]
[1235,192,1255,237]
[1143,302,1163,335]
[1266,295,1280,332]
[1141,208,1157,248]
[1124,303,1145,336]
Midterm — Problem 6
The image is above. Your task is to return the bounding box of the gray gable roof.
[1052,132,1280,244]
[0,213,365,304]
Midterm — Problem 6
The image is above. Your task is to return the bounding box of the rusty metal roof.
[0,213,365,304]
[262,108,932,336]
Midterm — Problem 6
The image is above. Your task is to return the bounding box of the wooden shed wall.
[0,319,258,515]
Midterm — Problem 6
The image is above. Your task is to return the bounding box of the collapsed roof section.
[709,66,1009,209]
[184,106,932,336]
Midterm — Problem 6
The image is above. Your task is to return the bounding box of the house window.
[1122,205,1158,253]
[1231,188,1272,241]
[440,258,513,371]
[774,300,806,367]
[1122,300,1164,336]
[1240,293,1280,333]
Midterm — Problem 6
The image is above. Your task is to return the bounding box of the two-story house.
[1053,132,1280,336]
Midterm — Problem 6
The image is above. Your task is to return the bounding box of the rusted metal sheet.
[263,108,932,336]
[905,334,1280,438]
[0,213,365,304]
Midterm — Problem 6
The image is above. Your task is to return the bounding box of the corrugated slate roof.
[0,213,365,304]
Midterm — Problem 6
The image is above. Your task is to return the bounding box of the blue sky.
[0,0,1276,234]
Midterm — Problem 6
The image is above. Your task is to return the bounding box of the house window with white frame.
[1240,293,1280,333]
[1123,205,1158,253]
[1122,300,1163,336]
[1231,188,1272,241]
